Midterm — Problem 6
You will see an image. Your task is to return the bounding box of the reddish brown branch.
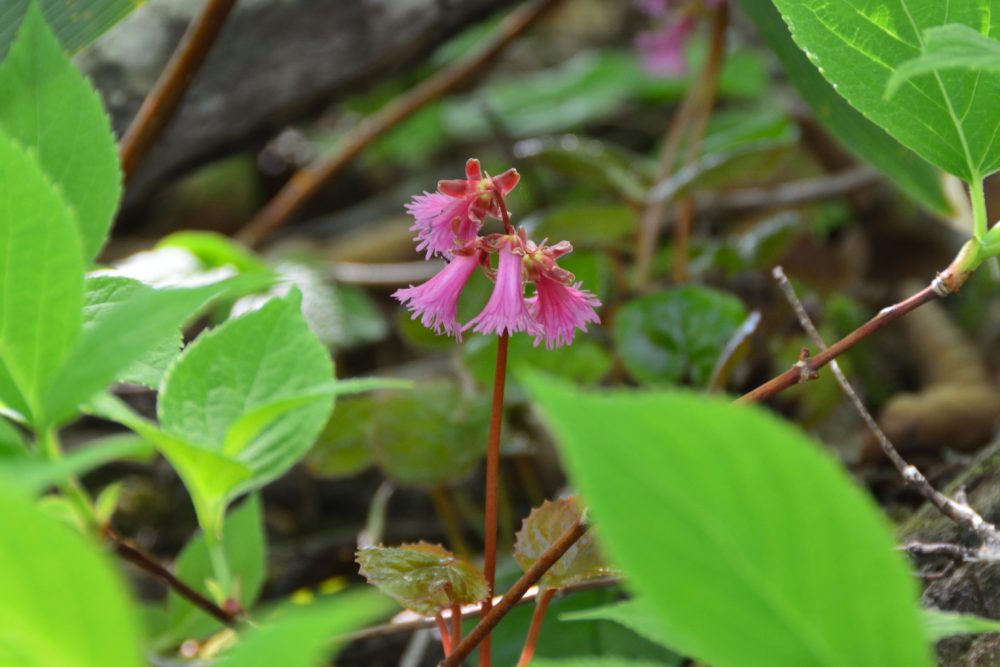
[441,521,589,667]
[517,588,555,667]
[108,529,237,626]
[119,0,239,180]
[236,0,561,248]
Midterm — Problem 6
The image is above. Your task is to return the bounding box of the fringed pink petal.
[392,252,482,339]
[529,274,601,349]
[465,242,539,337]
[405,192,478,259]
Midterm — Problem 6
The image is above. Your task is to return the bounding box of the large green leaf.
[0,487,143,666]
[163,495,266,644]
[214,590,391,667]
[156,294,334,533]
[0,0,139,59]
[526,377,931,667]
[0,2,121,263]
[738,0,950,215]
[613,286,747,386]
[0,130,83,425]
[767,0,1000,182]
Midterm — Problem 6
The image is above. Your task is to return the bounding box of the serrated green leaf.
[81,276,182,388]
[357,542,487,616]
[164,495,266,644]
[213,589,392,667]
[45,280,242,426]
[0,486,143,667]
[0,130,83,426]
[0,2,121,263]
[613,286,747,386]
[922,608,1000,641]
[738,0,950,215]
[768,0,1000,182]
[889,24,1000,96]
[526,376,931,667]
[370,383,489,488]
[157,294,334,526]
[515,497,611,590]
[0,0,140,58]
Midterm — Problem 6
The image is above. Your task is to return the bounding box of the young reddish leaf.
[356,542,487,616]
[515,497,612,589]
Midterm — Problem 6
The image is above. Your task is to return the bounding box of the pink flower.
[528,274,602,349]
[393,250,482,339]
[636,13,696,76]
[406,159,520,259]
[405,193,479,260]
[465,238,539,338]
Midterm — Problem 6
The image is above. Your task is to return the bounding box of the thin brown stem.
[480,331,509,667]
[442,521,590,667]
[771,266,1000,553]
[119,0,238,180]
[107,528,237,626]
[236,0,561,248]
[436,613,453,656]
[634,3,729,288]
[517,588,555,667]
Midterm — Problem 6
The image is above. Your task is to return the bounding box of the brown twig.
[517,588,555,667]
[771,266,1000,559]
[435,613,453,656]
[119,0,239,180]
[236,0,561,248]
[634,3,729,288]
[108,528,237,626]
[441,521,590,667]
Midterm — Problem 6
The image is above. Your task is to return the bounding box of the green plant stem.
[972,177,989,240]
[38,428,99,529]
[480,331,509,667]
[206,530,233,601]
[517,588,555,667]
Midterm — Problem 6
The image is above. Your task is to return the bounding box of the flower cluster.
[393,159,600,349]
[635,0,727,76]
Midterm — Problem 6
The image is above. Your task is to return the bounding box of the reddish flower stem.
[441,521,590,667]
[516,588,555,667]
[436,613,453,656]
[480,331,509,667]
[119,0,238,180]
[236,0,561,248]
[451,603,463,647]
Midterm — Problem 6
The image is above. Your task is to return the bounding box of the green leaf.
[306,397,376,479]
[889,24,1000,96]
[767,0,1000,182]
[213,589,392,667]
[164,495,266,644]
[532,660,668,667]
[0,487,143,666]
[0,0,140,58]
[525,377,931,667]
[0,416,24,452]
[357,542,487,616]
[0,2,121,263]
[159,294,333,483]
[737,0,950,215]
[562,600,677,652]
[370,383,489,488]
[534,204,637,249]
[0,130,83,425]
[45,280,242,426]
[613,286,747,386]
[515,497,611,590]
[922,608,1000,641]
[81,276,183,388]
[0,433,150,497]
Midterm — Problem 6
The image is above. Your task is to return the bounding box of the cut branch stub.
[514,497,612,590]
[356,542,487,616]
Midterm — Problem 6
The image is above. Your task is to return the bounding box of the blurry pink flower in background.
[634,0,726,76]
